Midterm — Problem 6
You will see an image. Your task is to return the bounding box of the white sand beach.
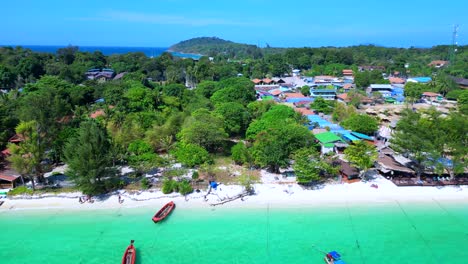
[1,172,467,212]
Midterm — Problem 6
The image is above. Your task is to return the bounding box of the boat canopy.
[334,260,346,264]
[328,251,341,259]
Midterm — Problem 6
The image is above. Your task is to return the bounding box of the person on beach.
[118,194,124,204]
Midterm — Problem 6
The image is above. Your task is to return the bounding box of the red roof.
[337,93,349,101]
[0,174,19,182]
[343,84,353,89]
[8,134,24,143]
[342,69,353,75]
[283,93,305,99]
[388,77,405,84]
[252,79,262,84]
[428,60,448,67]
[90,109,105,119]
[270,89,282,96]
[295,108,315,115]
[1,149,11,156]
[422,92,440,97]
[262,78,273,84]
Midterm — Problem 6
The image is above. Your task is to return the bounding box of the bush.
[231,142,251,165]
[172,143,212,167]
[8,186,34,196]
[178,180,193,195]
[161,178,175,194]
[192,171,199,180]
[141,177,150,190]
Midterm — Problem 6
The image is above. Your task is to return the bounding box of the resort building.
[0,174,20,189]
[358,65,385,72]
[309,89,337,100]
[421,92,443,101]
[428,60,448,68]
[342,69,353,77]
[314,132,347,155]
[369,84,393,97]
[85,68,115,82]
[388,77,405,85]
[406,77,432,84]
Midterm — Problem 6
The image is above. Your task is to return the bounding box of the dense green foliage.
[391,109,467,179]
[341,114,379,135]
[293,147,338,184]
[63,120,116,195]
[172,143,212,167]
[169,37,263,59]
[0,41,466,194]
[344,141,378,178]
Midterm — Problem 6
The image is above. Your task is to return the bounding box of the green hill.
[168,37,264,59]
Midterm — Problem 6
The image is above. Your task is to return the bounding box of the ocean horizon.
[0,45,203,59]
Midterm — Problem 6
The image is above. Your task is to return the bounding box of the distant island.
[168,37,265,59]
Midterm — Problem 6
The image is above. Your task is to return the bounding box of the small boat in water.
[152,201,175,223]
[324,251,346,264]
[122,240,136,264]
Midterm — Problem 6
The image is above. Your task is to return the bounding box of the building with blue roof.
[407,77,432,83]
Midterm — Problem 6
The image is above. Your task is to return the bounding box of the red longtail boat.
[121,240,136,264]
[152,201,175,223]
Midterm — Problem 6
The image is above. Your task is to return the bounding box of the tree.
[178,109,228,152]
[332,103,356,122]
[293,147,324,184]
[210,77,256,106]
[300,85,310,96]
[344,141,377,179]
[214,102,250,136]
[172,143,212,167]
[404,82,425,104]
[457,90,468,115]
[246,104,303,140]
[341,114,378,135]
[231,142,252,165]
[64,120,115,195]
[127,139,162,175]
[390,109,435,179]
[311,97,334,114]
[251,124,315,173]
[7,121,47,190]
[195,80,220,98]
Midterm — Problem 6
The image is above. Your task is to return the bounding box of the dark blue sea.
[0,45,202,59]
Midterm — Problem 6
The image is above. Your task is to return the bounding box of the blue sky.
[1,0,466,48]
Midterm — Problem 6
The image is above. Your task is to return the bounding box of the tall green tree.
[64,120,115,195]
[251,124,315,173]
[390,109,436,179]
[294,147,334,184]
[178,109,228,152]
[341,114,378,135]
[344,141,377,179]
[7,121,46,190]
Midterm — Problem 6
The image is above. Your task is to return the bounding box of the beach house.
[309,89,337,100]
[369,84,393,98]
[314,132,346,154]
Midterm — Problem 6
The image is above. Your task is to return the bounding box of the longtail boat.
[152,201,175,223]
[324,251,346,264]
[122,240,136,264]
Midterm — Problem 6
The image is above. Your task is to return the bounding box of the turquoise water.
[0,201,467,264]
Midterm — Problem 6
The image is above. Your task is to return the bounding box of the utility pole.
[449,24,459,65]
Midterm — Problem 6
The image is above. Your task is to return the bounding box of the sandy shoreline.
[1,175,467,212]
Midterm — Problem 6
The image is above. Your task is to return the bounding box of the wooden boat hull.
[152,201,175,223]
[122,243,136,264]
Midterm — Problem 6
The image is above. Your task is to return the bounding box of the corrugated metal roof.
[315,132,345,144]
